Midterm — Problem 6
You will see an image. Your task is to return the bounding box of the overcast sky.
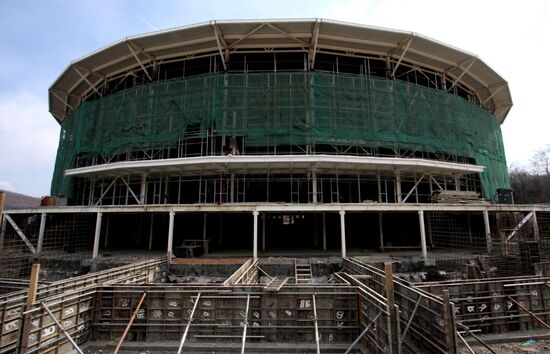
[0,0,548,197]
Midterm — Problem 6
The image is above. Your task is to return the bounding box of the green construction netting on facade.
[51,72,509,200]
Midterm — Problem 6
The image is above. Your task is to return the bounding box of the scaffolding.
[52,72,509,202]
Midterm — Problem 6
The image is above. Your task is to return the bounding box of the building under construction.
[1,19,549,353]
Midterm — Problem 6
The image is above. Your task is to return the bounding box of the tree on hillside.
[509,145,550,204]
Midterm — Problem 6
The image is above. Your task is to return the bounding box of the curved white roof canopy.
[49,19,512,123]
[64,155,484,178]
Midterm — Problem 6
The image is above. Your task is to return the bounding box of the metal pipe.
[241,294,251,354]
[113,292,148,354]
[40,302,84,354]
[344,312,382,354]
[177,293,201,354]
[456,322,497,354]
[312,294,321,354]
[456,330,475,354]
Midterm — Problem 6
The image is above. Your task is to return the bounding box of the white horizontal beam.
[5,203,550,216]
[65,155,484,177]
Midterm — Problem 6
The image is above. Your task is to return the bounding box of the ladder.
[294,259,312,284]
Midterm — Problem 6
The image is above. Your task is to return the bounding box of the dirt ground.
[460,339,550,353]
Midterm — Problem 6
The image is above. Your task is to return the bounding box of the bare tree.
[530,144,550,176]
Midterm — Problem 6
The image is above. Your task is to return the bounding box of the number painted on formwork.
[64,307,75,316]
[336,311,344,319]
[4,320,19,331]
[42,325,56,337]
[136,309,145,319]
[299,299,311,308]
[479,304,487,312]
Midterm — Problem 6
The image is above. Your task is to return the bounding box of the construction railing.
[342,257,458,354]
[0,258,166,354]
[415,275,550,335]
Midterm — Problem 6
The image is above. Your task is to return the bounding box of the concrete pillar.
[395,171,402,203]
[261,213,266,252]
[418,210,428,260]
[339,211,347,258]
[378,212,384,251]
[92,212,103,259]
[322,212,327,252]
[167,211,175,258]
[253,211,259,260]
[37,213,47,254]
[312,172,318,203]
[483,210,491,252]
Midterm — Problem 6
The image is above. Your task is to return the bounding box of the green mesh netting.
[51,72,509,200]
